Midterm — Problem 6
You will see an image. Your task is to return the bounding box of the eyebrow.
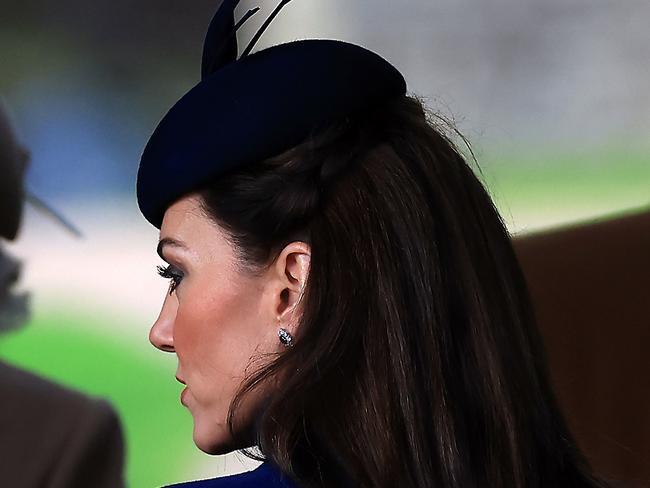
[157,237,187,260]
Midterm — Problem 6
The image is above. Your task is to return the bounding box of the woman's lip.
[175,375,186,385]
[180,387,188,406]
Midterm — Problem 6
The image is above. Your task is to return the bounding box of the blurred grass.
[0,307,199,488]
[481,146,650,232]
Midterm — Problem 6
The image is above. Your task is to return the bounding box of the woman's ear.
[271,241,311,327]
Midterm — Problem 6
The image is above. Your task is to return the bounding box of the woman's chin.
[192,423,229,454]
[192,422,256,455]
[195,439,230,455]
[188,400,260,455]
[191,421,244,455]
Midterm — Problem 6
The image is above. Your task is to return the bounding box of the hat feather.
[201,0,242,79]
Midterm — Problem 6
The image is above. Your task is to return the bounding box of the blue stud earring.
[278,327,293,347]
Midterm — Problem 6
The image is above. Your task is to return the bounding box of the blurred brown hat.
[0,100,81,241]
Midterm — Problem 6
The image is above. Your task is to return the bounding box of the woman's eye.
[156,264,184,295]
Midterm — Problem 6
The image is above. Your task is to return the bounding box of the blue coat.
[163,461,300,488]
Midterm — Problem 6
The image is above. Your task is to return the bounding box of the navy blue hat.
[137,0,407,228]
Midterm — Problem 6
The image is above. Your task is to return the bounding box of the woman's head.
[148,94,605,487]
[150,193,310,454]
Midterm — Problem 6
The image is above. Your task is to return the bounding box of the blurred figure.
[0,100,126,487]
[515,206,650,487]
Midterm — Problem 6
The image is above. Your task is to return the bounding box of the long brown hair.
[197,94,608,488]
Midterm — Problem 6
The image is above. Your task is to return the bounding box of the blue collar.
[163,460,300,487]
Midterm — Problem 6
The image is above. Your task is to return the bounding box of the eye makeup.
[157,264,184,295]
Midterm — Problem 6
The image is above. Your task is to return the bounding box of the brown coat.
[0,360,125,487]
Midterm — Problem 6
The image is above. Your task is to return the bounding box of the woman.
[137,1,611,487]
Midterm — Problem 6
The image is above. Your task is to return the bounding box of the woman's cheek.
[174,291,232,367]
[173,305,198,352]
[173,298,214,370]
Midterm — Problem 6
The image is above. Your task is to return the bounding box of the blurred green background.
[1,0,648,486]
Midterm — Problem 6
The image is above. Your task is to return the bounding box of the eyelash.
[157,264,184,295]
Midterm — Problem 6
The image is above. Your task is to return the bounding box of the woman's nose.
[149,293,177,353]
